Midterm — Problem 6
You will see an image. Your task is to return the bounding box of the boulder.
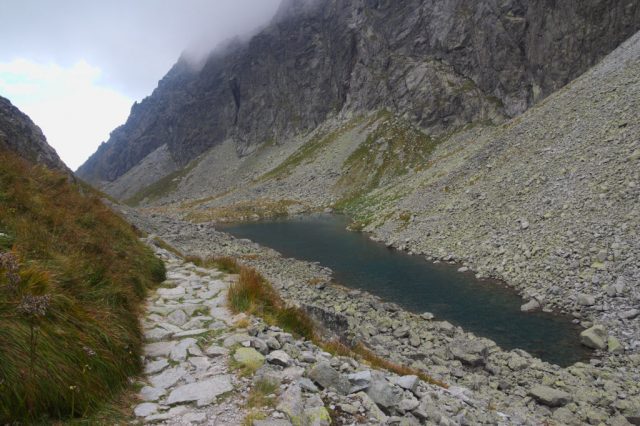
[529,385,572,407]
[580,325,607,350]
[276,384,303,424]
[391,375,419,393]
[308,361,351,395]
[347,370,372,393]
[577,294,596,306]
[449,338,493,366]
[520,299,540,312]
[233,347,265,369]
[366,374,403,410]
[608,336,624,354]
[303,407,331,426]
[166,376,233,406]
[266,350,292,367]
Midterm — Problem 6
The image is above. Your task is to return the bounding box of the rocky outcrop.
[77,0,640,189]
[0,96,68,172]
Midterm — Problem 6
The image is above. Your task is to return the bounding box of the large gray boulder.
[529,385,572,407]
[580,325,608,350]
[166,376,233,406]
[308,361,351,395]
[366,373,403,411]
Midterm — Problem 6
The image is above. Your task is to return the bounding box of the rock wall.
[0,96,69,172]
[77,0,640,189]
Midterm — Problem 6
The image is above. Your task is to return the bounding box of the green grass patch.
[259,115,365,181]
[337,113,437,197]
[0,148,165,422]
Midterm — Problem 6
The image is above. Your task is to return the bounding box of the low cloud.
[0,59,133,169]
[0,0,281,168]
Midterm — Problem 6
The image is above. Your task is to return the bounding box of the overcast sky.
[0,0,281,169]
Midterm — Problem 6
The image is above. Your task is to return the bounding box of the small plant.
[243,410,267,426]
[246,379,278,409]
[227,267,315,340]
[184,255,241,274]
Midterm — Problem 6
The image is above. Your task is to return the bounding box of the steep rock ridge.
[357,30,640,351]
[144,28,640,354]
[77,0,640,193]
[0,96,68,172]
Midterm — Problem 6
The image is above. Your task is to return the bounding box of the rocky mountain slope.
[0,99,165,422]
[0,95,68,172]
[148,27,640,353]
[77,0,640,198]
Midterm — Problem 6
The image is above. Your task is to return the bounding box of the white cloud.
[0,59,133,170]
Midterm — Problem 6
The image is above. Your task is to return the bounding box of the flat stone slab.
[149,366,186,389]
[134,402,158,417]
[166,376,233,406]
[145,341,178,358]
[529,385,572,407]
[139,386,166,402]
[174,328,209,338]
[158,287,186,297]
[233,347,265,369]
[145,359,169,375]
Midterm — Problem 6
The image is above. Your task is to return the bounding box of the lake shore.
[118,205,640,424]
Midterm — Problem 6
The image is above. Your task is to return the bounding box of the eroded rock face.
[77,0,640,189]
[0,96,68,172]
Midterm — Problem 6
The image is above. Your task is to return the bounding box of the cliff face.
[77,0,640,187]
[0,96,68,172]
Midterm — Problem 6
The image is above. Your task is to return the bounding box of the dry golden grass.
[184,198,304,223]
[0,148,165,422]
[227,266,315,340]
[225,264,447,389]
[184,255,241,274]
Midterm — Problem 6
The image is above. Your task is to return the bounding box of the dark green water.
[223,214,590,366]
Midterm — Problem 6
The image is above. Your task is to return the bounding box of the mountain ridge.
[77,0,640,191]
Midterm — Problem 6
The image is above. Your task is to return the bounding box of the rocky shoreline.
[120,206,640,425]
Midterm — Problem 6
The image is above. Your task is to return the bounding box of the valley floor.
[124,209,639,425]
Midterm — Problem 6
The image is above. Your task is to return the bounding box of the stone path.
[133,244,247,425]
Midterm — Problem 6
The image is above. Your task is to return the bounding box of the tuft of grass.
[152,237,183,258]
[0,148,165,422]
[223,260,446,391]
[246,379,278,409]
[242,410,267,426]
[227,267,315,340]
[185,255,241,274]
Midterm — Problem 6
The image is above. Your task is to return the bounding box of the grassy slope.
[0,148,165,422]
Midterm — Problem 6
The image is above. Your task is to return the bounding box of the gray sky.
[0,0,281,168]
